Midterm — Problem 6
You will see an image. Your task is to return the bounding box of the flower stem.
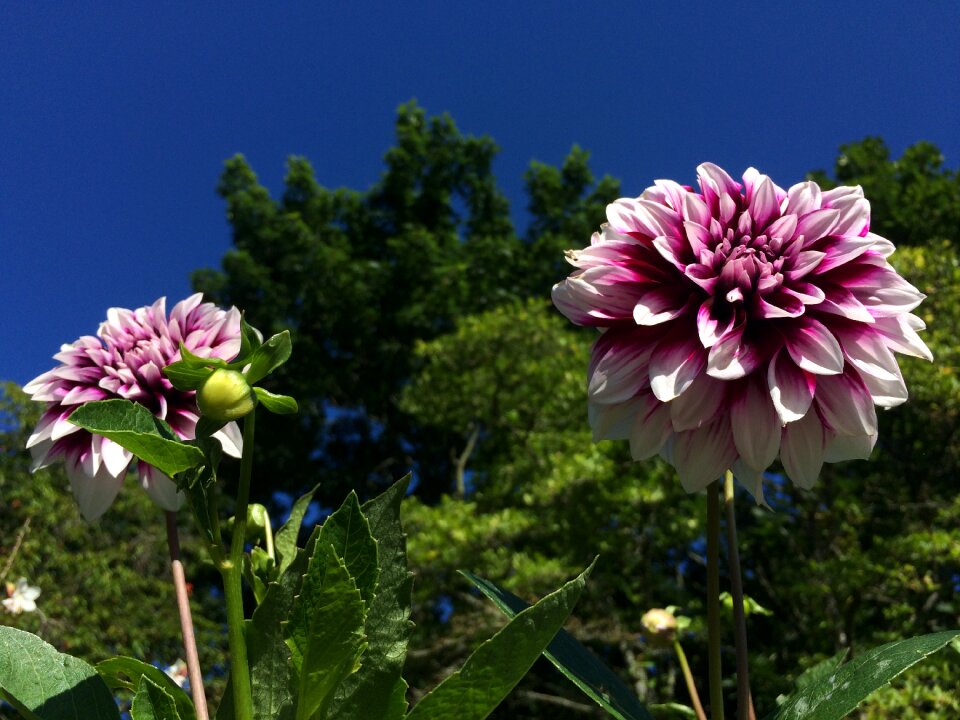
[724,471,755,720]
[165,511,209,720]
[673,639,707,720]
[220,411,256,720]
[707,480,725,720]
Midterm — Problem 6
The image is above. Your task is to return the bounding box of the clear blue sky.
[3,2,958,386]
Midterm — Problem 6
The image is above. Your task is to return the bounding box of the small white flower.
[164,659,189,688]
[2,578,41,614]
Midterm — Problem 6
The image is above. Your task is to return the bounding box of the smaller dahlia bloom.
[164,658,189,688]
[3,578,41,615]
[24,294,243,521]
[553,164,931,500]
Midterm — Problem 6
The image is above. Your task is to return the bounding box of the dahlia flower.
[24,294,243,521]
[553,164,931,500]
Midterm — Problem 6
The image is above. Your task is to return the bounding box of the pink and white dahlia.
[24,294,243,521]
[552,164,931,500]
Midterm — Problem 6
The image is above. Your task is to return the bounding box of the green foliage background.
[2,105,959,717]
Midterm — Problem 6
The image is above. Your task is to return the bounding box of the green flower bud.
[197,368,257,422]
[641,608,678,646]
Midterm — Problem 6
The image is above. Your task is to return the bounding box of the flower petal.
[815,370,878,437]
[823,432,876,463]
[670,374,726,431]
[767,348,816,424]
[780,410,825,489]
[649,329,706,402]
[731,377,780,471]
[784,317,844,375]
[589,329,655,404]
[629,394,674,460]
[672,417,738,493]
[66,453,125,521]
[139,463,185,512]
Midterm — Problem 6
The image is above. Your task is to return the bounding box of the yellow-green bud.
[198,368,257,422]
[641,608,678,646]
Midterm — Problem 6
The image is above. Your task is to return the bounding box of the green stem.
[724,471,755,720]
[221,412,256,720]
[673,639,707,720]
[707,481,725,720]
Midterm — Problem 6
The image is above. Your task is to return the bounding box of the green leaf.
[0,626,120,720]
[463,569,652,720]
[68,399,205,477]
[97,656,196,720]
[768,630,960,720]
[177,342,230,370]
[284,543,368,720]
[275,484,320,577]
[243,330,292,384]
[253,387,298,415]
[406,562,595,720]
[131,676,183,720]
[194,415,228,439]
[237,314,264,361]
[315,491,379,608]
[329,475,414,720]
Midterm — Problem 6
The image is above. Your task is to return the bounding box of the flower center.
[713,227,785,305]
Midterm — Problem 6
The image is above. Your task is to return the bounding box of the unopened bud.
[198,368,257,422]
[641,608,678,646]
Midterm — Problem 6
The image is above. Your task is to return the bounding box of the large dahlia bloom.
[553,164,931,500]
[24,294,243,521]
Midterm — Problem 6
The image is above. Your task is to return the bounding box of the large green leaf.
[0,626,119,720]
[284,542,368,720]
[405,562,594,720]
[463,570,653,720]
[67,399,205,476]
[274,484,320,578]
[314,491,379,608]
[96,656,195,720]
[130,676,182,720]
[329,475,413,720]
[768,630,960,720]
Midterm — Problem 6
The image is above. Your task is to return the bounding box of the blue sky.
[3,2,958,386]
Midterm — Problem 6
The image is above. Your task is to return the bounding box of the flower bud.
[197,368,257,422]
[641,608,678,646]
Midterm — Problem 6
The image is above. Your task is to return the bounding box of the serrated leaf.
[275,484,320,577]
[463,570,652,720]
[0,626,120,720]
[406,562,594,720]
[768,630,960,720]
[131,676,183,720]
[285,543,367,720]
[243,331,292,384]
[68,400,205,476]
[315,492,379,608]
[253,387,298,415]
[329,475,413,720]
[97,656,196,720]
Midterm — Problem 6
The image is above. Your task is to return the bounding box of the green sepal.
[242,330,293,384]
[237,313,264,361]
[195,414,228,439]
[254,386,299,415]
[162,362,214,392]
